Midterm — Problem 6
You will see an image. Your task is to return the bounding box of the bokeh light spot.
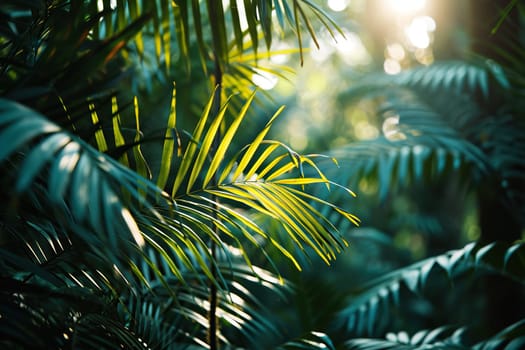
[405,16,436,49]
[333,30,372,66]
[386,43,406,61]
[328,0,350,12]
[384,58,402,75]
[414,48,434,65]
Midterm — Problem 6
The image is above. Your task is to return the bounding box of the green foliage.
[330,60,524,207]
[338,241,525,337]
[345,320,525,350]
[2,0,525,349]
[0,0,358,348]
[315,26,525,348]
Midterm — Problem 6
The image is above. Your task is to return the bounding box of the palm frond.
[122,245,291,349]
[96,0,342,70]
[0,98,175,285]
[153,90,358,272]
[1,90,359,347]
[0,218,123,293]
[344,320,525,350]
[472,320,525,350]
[345,331,469,350]
[475,114,525,222]
[342,60,509,103]
[0,278,146,350]
[391,60,508,100]
[325,136,487,201]
[276,331,336,350]
[337,241,525,336]
[331,59,525,217]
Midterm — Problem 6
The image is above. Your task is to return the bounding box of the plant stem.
[208,47,223,350]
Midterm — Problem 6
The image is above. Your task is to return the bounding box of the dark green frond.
[344,320,525,350]
[391,60,508,100]
[343,60,509,104]
[0,98,177,285]
[125,247,288,349]
[0,279,145,350]
[472,320,525,350]
[326,136,486,200]
[337,242,525,336]
[276,331,336,349]
[332,59,525,221]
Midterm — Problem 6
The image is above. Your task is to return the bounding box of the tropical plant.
[310,7,525,347]
[0,0,360,349]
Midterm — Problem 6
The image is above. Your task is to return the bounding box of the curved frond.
[124,247,290,349]
[276,331,336,350]
[345,330,469,350]
[0,279,146,350]
[159,92,359,271]
[326,136,487,200]
[391,60,508,100]
[343,60,509,104]
[0,98,180,286]
[1,91,359,347]
[336,59,525,221]
[345,339,467,350]
[94,0,342,70]
[344,320,525,350]
[337,241,525,336]
[472,320,525,350]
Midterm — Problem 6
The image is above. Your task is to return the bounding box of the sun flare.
[384,0,426,14]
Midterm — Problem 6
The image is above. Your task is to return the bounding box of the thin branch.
[208,30,224,350]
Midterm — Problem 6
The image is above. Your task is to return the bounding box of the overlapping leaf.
[337,241,525,337]
[98,0,343,69]
[0,94,358,348]
[276,331,336,349]
[155,90,359,271]
[1,91,358,345]
[328,60,525,210]
[326,136,486,201]
[345,320,525,350]
[124,251,286,349]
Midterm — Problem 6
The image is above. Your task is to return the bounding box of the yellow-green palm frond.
[96,0,343,71]
[156,90,359,272]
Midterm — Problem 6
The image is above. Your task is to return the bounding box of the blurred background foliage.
[1,0,525,349]
[260,0,525,348]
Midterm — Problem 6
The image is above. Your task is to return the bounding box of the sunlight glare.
[416,15,437,32]
[382,114,406,140]
[333,30,371,66]
[384,0,426,14]
[270,41,291,64]
[227,245,243,257]
[405,23,429,48]
[97,0,116,11]
[405,16,436,49]
[328,0,350,12]
[310,37,335,62]
[231,0,249,31]
[252,69,278,90]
